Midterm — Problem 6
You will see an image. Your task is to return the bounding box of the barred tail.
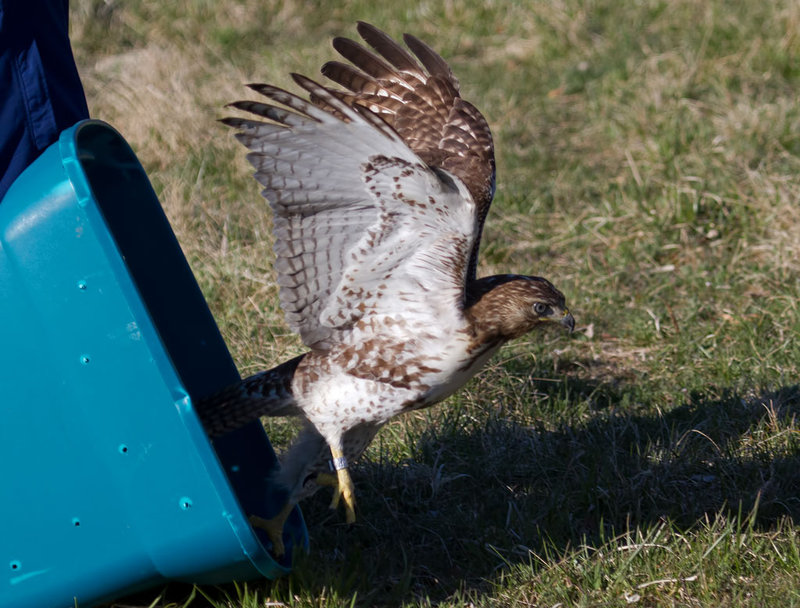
[195,354,305,437]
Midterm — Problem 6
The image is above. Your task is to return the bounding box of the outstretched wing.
[318,22,495,281]
[222,75,477,351]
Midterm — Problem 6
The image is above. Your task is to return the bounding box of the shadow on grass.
[274,374,800,605]
[115,371,800,607]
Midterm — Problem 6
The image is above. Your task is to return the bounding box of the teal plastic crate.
[0,120,306,608]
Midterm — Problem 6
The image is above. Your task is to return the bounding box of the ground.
[73,1,800,605]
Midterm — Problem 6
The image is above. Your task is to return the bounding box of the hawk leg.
[314,473,342,509]
[249,501,294,557]
[318,447,356,523]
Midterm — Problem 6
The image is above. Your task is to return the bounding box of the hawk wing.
[222,75,477,351]
[318,22,495,281]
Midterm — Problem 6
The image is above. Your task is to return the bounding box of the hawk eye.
[533,302,548,315]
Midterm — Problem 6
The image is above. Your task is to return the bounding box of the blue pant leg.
[0,0,89,200]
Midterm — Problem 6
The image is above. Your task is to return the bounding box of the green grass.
[71,0,800,605]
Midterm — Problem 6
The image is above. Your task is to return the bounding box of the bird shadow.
[281,366,800,605]
[113,363,800,607]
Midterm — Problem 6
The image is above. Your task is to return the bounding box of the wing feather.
[401,32,457,81]
[318,22,495,280]
[223,79,477,350]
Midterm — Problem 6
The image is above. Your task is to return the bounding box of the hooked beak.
[560,309,575,333]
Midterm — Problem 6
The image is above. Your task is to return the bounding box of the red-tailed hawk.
[200,22,574,556]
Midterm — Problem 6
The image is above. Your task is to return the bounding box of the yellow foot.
[315,472,342,510]
[249,501,293,557]
[315,471,357,523]
[329,447,357,524]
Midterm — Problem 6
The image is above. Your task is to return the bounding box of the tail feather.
[195,354,305,437]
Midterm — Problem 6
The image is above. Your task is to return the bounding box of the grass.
[70,0,800,605]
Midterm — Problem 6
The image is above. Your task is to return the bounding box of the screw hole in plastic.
[10,561,20,571]
[179,497,193,510]
[118,444,129,454]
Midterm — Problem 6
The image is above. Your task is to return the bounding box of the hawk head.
[466,275,574,341]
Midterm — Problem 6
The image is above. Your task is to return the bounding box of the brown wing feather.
[320,21,496,281]
[401,32,458,82]
[358,23,427,78]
